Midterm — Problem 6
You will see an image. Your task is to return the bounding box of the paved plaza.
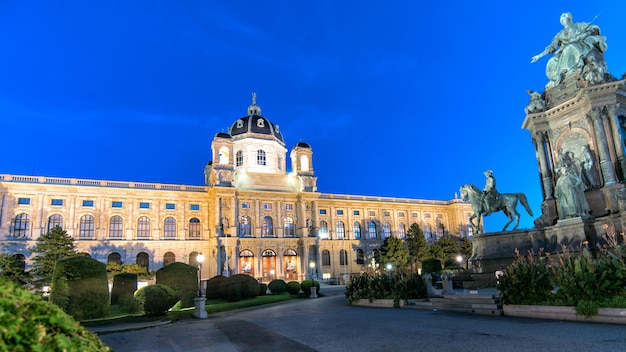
[97,286,626,352]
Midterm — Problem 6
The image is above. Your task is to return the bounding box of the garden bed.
[503,305,626,325]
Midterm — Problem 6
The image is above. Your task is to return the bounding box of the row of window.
[240,202,293,211]
[11,214,202,239]
[17,197,200,211]
[319,208,441,219]
[318,220,407,240]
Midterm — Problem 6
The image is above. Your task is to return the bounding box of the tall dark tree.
[0,253,28,284]
[430,237,460,266]
[378,236,409,270]
[460,238,473,261]
[30,226,77,286]
[404,223,430,270]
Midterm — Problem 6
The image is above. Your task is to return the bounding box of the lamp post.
[309,261,316,280]
[194,253,208,319]
[270,269,275,281]
[196,253,205,297]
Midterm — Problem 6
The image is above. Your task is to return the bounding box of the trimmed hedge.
[301,279,320,295]
[268,279,287,294]
[134,284,178,316]
[217,274,260,302]
[206,275,227,299]
[0,279,111,351]
[156,262,198,308]
[286,281,301,295]
[111,272,137,305]
[259,283,268,296]
[50,256,109,320]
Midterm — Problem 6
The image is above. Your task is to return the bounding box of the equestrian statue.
[460,170,533,233]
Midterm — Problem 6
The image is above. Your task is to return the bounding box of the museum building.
[0,96,473,283]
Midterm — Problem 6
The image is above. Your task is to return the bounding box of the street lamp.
[197,253,205,297]
[270,269,275,281]
[309,261,316,280]
[456,255,464,269]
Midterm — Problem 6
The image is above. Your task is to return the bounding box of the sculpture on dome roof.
[525,90,545,114]
[530,12,607,88]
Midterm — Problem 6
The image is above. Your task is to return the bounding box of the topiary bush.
[0,279,112,351]
[218,275,260,302]
[219,278,242,302]
[111,272,137,305]
[134,284,177,316]
[301,279,320,295]
[50,256,110,320]
[156,262,198,308]
[117,292,141,314]
[421,258,442,274]
[268,279,287,294]
[286,281,301,295]
[206,275,227,299]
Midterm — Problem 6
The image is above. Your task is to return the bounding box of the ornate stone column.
[591,107,618,185]
[534,131,554,200]
[606,104,626,181]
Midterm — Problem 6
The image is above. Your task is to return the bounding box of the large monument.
[468,12,626,276]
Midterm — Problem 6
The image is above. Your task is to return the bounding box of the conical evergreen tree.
[30,226,77,285]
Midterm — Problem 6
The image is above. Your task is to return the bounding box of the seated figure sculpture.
[531,12,607,88]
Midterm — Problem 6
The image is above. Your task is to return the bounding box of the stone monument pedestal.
[194,297,208,319]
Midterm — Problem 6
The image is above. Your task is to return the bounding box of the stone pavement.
[96,285,626,351]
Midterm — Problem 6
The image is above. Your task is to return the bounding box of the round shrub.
[118,292,141,314]
[206,275,227,299]
[0,279,111,351]
[134,284,177,316]
[286,281,301,295]
[259,283,268,296]
[301,279,320,295]
[232,274,260,299]
[268,279,287,294]
[111,272,137,305]
[421,258,442,274]
[156,262,198,308]
[50,256,109,320]
[219,278,242,302]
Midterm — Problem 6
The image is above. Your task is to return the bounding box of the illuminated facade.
[0,97,472,283]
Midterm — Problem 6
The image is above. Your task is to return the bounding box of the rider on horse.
[482,170,499,216]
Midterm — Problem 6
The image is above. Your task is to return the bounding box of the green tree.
[430,237,459,266]
[30,226,77,286]
[379,236,409,270]
[0,253,28,284]
[460,238,472,260]
[404,223,431,270]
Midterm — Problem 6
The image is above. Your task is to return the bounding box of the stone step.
[405,295,503,316]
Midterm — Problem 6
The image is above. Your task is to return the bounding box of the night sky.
[1,1,625,232]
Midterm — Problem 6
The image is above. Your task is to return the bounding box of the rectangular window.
[190,204,200,211]
[139,202,150,209]
[319,209,327,215]
[383,211,390,217]
[241,202,250,209]
[424,213,431,219]
[398,212,405,218]
[411,212,418,218]
[82,200,94,207]
[353,210,360,216]
[437,214,443,219]
[336,209,344,215]
[284,204,293,211]
[51,199,64,206]
[17,198,30,205]
[263,203,272,210]
[112,201,123,208]
[165,203,176,210]
[369,211,375,217]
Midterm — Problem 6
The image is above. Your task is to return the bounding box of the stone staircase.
[404,294,503,316]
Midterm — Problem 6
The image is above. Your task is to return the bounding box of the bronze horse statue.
[460,184,534,233]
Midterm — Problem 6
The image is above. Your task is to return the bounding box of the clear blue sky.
[1,1,625,232]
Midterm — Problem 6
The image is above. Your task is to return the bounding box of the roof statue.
[530,12,607,88]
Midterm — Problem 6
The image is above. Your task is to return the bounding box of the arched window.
[322,250,331,266]
[283,216,294,237]
[240,216,251,236]
[368,221,377,239]
[136,252,149,271]
[137,216,150,238]
[356,249,365,264]
[218,146,229,164]
[336,221,345,239]
[236,150,243,166]
[300,155,309,171]
[163,217,176,238]
[13,214,30,238]
[163,252,176,266]
[240,249,254,275]
[468,224,474,237]
[262,216,273,237]
[47,214,63,232]
[340,249,348,266]
[398,223,406,239]
[189,218,201,238]
[353,222,361,239]
[107,252,122,265]
[383,222,391,238]
[109,216,123,238]
[319,221,329,239]
[79,215,95,238]
[424,224,432,239]
[189,251,199,267]
[257,149,266,165]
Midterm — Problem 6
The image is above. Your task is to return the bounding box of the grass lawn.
[81,292,308,327]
